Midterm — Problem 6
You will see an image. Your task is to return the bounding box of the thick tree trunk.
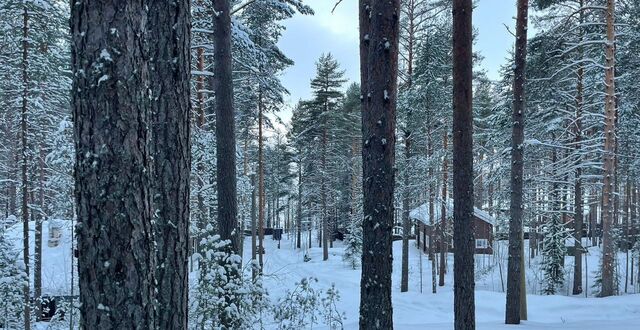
[452,1,475,328]
[20,6,31,329]
[213,0,238,254]
[71,1,156,328]
[148,0,191,328]
[213,2,240,325]
[600,0,617,298]
[358,0,400,328]
[506,0,529,324]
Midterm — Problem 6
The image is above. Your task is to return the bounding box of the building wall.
[414,215,494,255]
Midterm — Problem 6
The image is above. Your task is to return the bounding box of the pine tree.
[358,0,401,328]
[452,0,475,328]
[71,1,155,327]
[506,0,529,324]
[0,227,26,328]
[541,213,567,294]
[147,1,192,328]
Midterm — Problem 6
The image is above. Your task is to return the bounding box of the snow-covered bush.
[193,231,269,329]
[0,228,26,328]
[343,213,362,269]
[272,277,345,330]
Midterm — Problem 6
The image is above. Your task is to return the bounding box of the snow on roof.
[409,198,495,226]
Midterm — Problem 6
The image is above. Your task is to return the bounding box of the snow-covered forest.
[0,0,639,329]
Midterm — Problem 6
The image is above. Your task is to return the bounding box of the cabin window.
[475,239,488,249]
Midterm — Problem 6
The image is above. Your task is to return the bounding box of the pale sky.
[276,0,518,123]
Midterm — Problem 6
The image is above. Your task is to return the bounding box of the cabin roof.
[409,198,495,226]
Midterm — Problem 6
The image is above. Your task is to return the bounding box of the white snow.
[244,232,640,329]
[5,220,638,329]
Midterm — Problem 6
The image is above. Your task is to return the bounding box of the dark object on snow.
[273,228,283,241]
[333,228,346,241]
[40,296,57,321]
[303,254,311,262]
[263,227,274,236]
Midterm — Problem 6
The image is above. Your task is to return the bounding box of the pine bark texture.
[214,0,239,254]
[71,1,156,328]
[506,0,528,324]
[600,0,617,298]
[358,0,400,328]
[148,0,192,328]
[452,1,475,328]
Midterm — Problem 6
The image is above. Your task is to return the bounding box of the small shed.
[410,198,495,255]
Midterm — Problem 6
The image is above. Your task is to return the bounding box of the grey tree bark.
[213,0,239,255]
[71,1,156,328]
[148,0,192,328]
[358,0,400,328]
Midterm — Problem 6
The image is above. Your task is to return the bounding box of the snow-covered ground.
[4,219,76,297]
[252,232,640,329]
[4,221,640,329]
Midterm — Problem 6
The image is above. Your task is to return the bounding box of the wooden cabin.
[410,198,495,255]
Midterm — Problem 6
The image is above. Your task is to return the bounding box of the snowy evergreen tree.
[194,230,269,329]
[0,227,26,328]
[343,209,363,270]
[541,214,567,295]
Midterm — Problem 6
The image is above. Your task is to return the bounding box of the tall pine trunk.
[71,1,156,327]
[322,119,329,260]
[600,0,617,298]
[20,5,30,329]
[506,0,529,323]
[258,92,265,273]
[452,1,475,328]
[213,0,239,255]
[35,144,45,320]
[148,0,191,328]
[358,0,400,328]
[573,9,584,293]
[428,125,437,294]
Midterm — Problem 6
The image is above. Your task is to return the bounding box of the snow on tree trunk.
[358,0,400,328]
[71,1,156,327]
